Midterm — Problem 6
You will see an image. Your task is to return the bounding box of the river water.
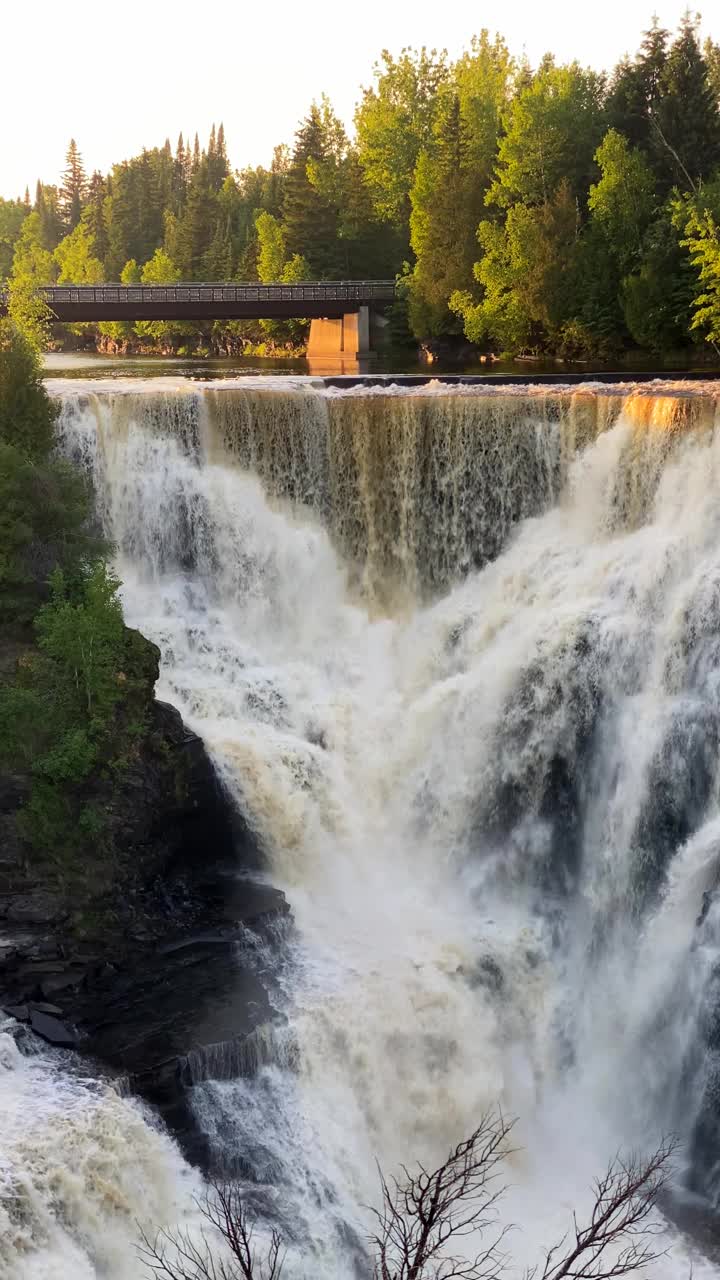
[5,374,720,1277]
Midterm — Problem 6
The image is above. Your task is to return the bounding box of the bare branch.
[138,1182,285,1280]
[648,112,698,195]
[528,1137,678,1280]
[368,1108,516,1280]
[138,1123,676,1280]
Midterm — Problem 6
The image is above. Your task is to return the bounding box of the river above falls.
[43,348,720,382]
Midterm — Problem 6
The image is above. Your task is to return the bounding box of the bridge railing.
[0,281,396,307]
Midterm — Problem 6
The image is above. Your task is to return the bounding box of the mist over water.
[6,377,720,1277]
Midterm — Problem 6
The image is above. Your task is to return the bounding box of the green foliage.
[653,15,720,190]
[0,321,104,619]
[409,95,474,336]
[0,563,146,862]
[0,199,29,280]
[0,320,56,455]
[6,214,56,348]
[681,204,720,346]
[606,19,669,155]
[488,60,606,210]
[54,222,104,284]
[607,16,720,195]
[282,103,345,277]
[453,184,580,354]
[98,259,141,345]
[11,211,56,285]
[34,183,65,252]
[355,47,449,229]
[281,253,311,284]
[622,208,696,351]
[5,17,720,359]
[0,317,155,886]
[36,563,126,720]
[706,37,720,104]
[255,211,286,282]
[588,130,656,273]
[133,249,189,347]
[59,140,87,232]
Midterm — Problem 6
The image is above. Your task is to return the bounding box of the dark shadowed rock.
[40,969,88,999]
[30,1010,78,1047]
[2,1003,28,1021]
[72,883,290,1169]
[6,893,67,925]
[0,619,290,1173]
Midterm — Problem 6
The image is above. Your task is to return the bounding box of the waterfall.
[8,376,720,1278]
[0,1018,202,1279]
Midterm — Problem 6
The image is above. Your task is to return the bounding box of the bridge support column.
[307,305,374,371]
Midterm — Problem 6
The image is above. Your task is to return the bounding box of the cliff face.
[0,625,240,950]
[0,622,289,1167]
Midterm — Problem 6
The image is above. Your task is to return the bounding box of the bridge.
[0,281,396,363]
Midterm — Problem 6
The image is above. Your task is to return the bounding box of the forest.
[2,14,720,361]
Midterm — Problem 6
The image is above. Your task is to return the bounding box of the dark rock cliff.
[0,624,290,1165]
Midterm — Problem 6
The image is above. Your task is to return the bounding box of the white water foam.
[0,1019,202,1279]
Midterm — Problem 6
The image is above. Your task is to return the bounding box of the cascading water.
[6,375,720,1277]
[0,1017,201,1279]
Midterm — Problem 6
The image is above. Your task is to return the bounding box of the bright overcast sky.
[2,0,716,199]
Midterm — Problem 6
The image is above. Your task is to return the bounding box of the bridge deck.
[0,281,396,322]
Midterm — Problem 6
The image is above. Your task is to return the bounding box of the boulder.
[30,1010,78,1047]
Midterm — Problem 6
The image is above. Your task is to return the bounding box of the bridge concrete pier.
[307,305,373,370]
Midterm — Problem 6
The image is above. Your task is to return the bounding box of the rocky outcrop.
[0,626,292,1167]
[0,628,244,944]
[0,871,291,1166]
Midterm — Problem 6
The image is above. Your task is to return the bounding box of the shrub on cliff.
[0,319,56,459]
[0,560,153,868]
[0,318,152,880]
[0,443,100,623]
[0,320,104,624]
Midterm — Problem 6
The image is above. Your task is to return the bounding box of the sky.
[1,0,716,199]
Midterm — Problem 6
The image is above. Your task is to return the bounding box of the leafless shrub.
[139,1117,678,1280]
[369,1108,516,1280]
[138,1180,284,1280]
[528,1137,678,1280]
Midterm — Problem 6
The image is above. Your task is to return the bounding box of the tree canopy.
[3,15,720,359]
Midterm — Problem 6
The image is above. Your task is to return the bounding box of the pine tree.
[203,216,234,279]
[103,151,166,276]
[706,38,720,105]
[34,182,64,250]
[217,124,227,167]
[654,14,720,189]
[283,104,342,277]
[606,19,669,153]
[174,165,217,279]
[173,134,189,211]
[206,123,229,191]
[84,171,109,269]
[59,139,86,231]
